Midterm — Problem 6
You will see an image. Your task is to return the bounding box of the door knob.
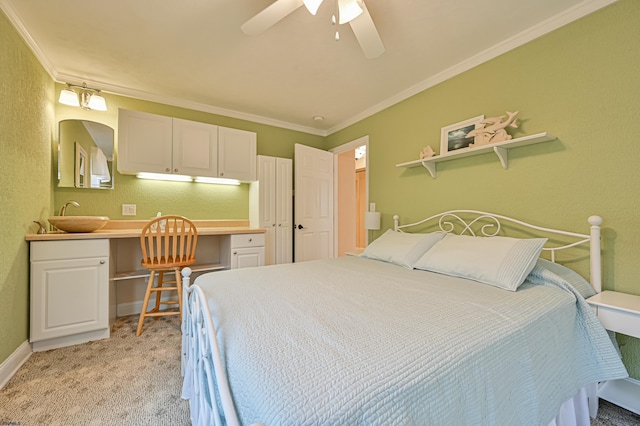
[297,224,304,230]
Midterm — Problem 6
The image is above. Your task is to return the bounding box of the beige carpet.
[1,315,639,425]
[0,315,189,425]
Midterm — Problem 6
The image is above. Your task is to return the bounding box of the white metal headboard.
[393,210,603,293]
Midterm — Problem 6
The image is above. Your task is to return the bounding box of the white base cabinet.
[30,239,111,351]
[250,156,293,265]
[220,234,265,269]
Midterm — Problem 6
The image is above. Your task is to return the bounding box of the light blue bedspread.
[188,256,627,425]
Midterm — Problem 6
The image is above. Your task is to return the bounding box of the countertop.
[26,219,265,241]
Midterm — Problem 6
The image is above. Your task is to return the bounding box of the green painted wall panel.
[326,1,640,378]
[0,11,54,362]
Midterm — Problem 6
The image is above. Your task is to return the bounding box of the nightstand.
[587,291,640,415]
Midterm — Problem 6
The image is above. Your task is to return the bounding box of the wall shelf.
[396,132,556,179]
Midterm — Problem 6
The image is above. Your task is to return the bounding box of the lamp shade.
[338,0,363,24]
[59,87,79,107]
[303,0,323,15]
[88,92,107,111]
[364,211,381,230]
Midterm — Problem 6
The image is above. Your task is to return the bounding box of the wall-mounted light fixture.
[59,83,108,111]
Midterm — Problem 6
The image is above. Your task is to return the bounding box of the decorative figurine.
[467,111,519,147]
[419,146,436,159]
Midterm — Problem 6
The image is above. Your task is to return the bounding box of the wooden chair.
[137,215,198,336]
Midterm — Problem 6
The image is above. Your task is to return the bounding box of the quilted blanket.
[184,256,627,425]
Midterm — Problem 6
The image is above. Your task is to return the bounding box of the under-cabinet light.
[136,172,192,182]
[194,177,241,186]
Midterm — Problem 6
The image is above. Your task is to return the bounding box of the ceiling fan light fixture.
[338,0,362,24]
[303,0,323,15]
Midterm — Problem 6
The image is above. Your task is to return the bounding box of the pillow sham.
[413,233,547,291]
[360,229,445,269]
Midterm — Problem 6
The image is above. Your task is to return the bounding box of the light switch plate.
[122,204,136,216]
[369,203,376,212]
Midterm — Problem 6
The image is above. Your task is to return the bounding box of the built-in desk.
[26,220,265,351]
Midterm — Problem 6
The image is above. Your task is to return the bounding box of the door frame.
[329,135,370,255]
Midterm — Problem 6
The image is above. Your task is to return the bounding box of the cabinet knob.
[165,168,170,172]
[174,168,178,173]
[220,172,224,176]
[249,238,252,242]
[233,251,237,255]
[100,260,105,265]
[278,224,281,227]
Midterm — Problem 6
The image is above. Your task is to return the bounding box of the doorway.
[331,136,369,257]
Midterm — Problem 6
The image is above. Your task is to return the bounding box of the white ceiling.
[1,0,615,135]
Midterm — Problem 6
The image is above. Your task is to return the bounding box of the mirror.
[58,120,114,189]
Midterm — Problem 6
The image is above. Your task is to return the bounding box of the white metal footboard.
[181,267,240,426]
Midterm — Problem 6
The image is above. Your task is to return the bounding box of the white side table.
[587,291,640,415]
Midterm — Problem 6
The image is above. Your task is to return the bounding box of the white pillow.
[413,234,547,291]
[361,229,445,269]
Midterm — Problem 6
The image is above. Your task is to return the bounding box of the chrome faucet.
[59,200,80,216]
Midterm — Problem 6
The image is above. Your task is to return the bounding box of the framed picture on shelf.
[440,115,484,155]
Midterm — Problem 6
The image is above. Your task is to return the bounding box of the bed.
[180,210,628,426]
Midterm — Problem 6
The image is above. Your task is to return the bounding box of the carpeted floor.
[1,315,639,425]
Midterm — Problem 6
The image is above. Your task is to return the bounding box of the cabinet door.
[275,157,293,264]
[218,127,257,181]
[31,257,109,342]
[118,109,173,174]
[173,118,219,177]
[230,247,265,269]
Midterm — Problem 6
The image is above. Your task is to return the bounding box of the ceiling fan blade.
[348,1,384,59]
[241,0,305,36]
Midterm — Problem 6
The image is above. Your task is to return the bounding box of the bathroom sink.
[48,216,110,233]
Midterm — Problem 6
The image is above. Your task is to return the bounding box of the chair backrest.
[140,215,198,268]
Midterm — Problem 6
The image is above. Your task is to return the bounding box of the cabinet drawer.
[230,233,265,248]
[31,239,109,262]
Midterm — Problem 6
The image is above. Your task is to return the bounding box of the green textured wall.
[326,1,640,378]
[3,0,639,382]
[0,11,54,362]
[53,92,325,220]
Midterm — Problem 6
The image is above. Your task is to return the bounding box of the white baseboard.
[0,341,32,389]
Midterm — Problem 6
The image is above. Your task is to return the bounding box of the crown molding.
[326,0,618,135]
[1,0,616,138]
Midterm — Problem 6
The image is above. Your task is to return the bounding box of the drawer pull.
[249,238,252,242]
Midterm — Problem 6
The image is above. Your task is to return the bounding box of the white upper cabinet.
[218,126,257,181]
[118,109,173,174]
[172,118,218,177]
[118,109,257,181]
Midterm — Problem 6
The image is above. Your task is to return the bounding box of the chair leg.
[137,270,156,336]
[175,267,183,314]
[152,271,165,313]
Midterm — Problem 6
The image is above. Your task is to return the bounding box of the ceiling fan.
[241,0,385,59]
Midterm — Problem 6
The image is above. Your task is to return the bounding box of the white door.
[294,144,334,262]
[276,157,293,264]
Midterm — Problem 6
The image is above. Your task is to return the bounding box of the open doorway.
[331,136,369,257]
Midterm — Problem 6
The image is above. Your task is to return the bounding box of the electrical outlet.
[122,204,136,216]
[369,203,376,212]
